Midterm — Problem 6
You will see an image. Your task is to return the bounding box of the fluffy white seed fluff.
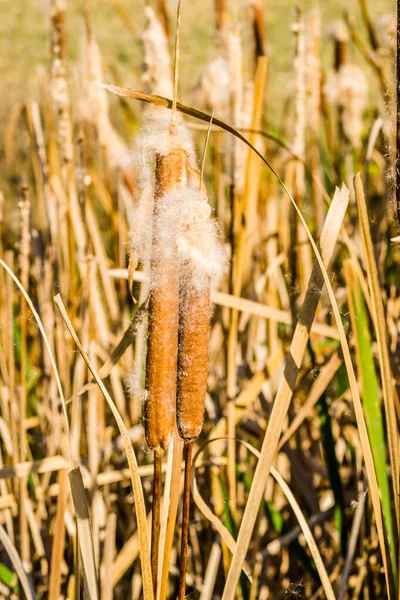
[129,120,196,265]
[153,188,227,290]
[193,55,230,119]
[129,122,227,295]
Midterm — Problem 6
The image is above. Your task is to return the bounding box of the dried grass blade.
[159,433,184,600]
[157,435,181,600]
[48,469,69,600]
[54,294,154,600]
[69,467,99,599]
[0,524,36,600]
[199,542,222,600]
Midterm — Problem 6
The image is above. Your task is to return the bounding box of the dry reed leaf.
[0,456,72,480]
[69,467,99,599]
[158,432,184,600]
[48,469,70,599]
[213,291,339,339]
[0,524,36,600]
[54,294,154,600]
[199,542,222,600]
[101,512,117,600]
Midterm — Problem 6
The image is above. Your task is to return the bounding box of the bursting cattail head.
[324,64,368,149]
[142,5,173,116]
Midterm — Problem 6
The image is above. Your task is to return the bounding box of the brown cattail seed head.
[144,140,188,450]
[177,274,211,440]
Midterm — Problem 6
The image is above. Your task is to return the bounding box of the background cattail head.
[324,64,368,148]
[80,27,130,169]
[142,5,173,117]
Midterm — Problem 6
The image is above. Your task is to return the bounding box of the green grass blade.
[345,260,397,586]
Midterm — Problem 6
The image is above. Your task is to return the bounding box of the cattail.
[176,279,211,440]
[79,23,129,170]
[173,185,225,600]
[324,64,368,150]
[137,121,191,595]
[50,0,73,165]
[142,5,173,105]
[144,132,189,451]
[174,188,225,440]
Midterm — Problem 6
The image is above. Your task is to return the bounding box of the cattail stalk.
[145,137,188,594]
[178,440,193,600]
[18,184,31,567]
[397,0,400,225]
[309,9,324,238]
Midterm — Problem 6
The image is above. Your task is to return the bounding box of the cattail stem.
[178,440,193,600]
[151,447,163,595]
[397,0,400,225]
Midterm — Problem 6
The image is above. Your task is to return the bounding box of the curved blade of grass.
[100,85,391,598]
[54,294,154,600]
[0,525,36,600]
[219,475,250,600]
[344,259,397,585]
[269,465,336,600]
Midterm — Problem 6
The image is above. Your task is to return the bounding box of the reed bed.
[0,1,399,599]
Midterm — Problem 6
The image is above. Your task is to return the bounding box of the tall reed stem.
[396,0,400,224]
[151,447,163,595]
[178,440,193,600]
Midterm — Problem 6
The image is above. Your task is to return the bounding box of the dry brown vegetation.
[0,0,399,599]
